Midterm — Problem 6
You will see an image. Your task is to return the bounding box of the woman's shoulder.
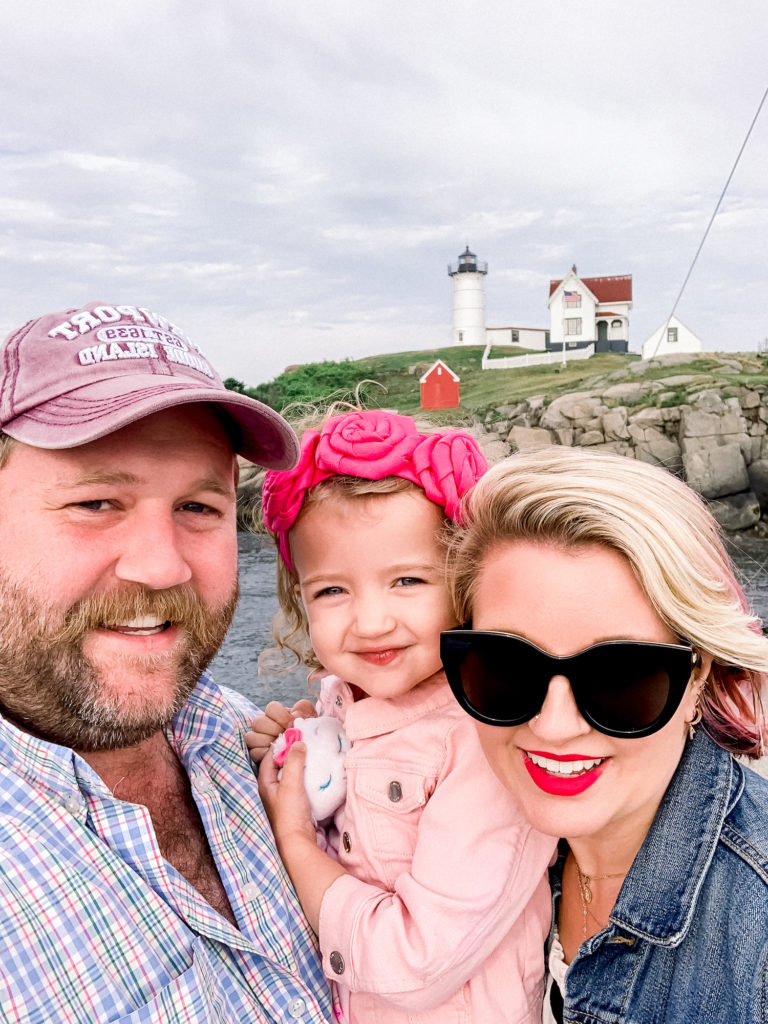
[721,759,768,880]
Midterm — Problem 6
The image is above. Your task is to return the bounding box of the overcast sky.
[1,2,766,386]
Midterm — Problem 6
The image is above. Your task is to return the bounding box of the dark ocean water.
[208,532,310,708]
[210,531,768,710]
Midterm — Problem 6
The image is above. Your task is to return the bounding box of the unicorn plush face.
[272,716,348,822]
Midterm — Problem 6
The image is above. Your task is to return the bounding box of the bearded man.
[0,302,332,1022]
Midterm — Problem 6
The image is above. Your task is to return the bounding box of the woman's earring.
[685,702,703,741]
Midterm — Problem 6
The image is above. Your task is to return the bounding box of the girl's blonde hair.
[447,445,768,758]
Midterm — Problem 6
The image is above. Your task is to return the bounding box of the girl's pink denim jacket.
[316,672,556,1024]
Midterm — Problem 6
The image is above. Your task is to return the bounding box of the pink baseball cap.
[0,301,299,469]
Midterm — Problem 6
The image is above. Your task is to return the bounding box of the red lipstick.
[523,750,607,796]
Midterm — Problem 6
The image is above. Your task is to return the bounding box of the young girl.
[250,409,556,1024]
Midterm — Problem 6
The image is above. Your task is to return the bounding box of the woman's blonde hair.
[447,445,768,758]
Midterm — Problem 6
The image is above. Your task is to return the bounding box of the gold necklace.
[573,859,627,940]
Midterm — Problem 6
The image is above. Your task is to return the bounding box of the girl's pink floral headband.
[262,409,488,571]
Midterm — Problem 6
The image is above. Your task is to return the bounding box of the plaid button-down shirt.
[0,672,333,1023]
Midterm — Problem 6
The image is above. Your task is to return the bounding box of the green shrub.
[245,360,369,410]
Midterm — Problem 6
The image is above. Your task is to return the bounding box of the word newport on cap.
[0,300,298,469]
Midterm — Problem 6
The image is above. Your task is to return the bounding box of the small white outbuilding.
[642,316,703,360]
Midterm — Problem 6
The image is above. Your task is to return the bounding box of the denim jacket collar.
[608,731,743,946]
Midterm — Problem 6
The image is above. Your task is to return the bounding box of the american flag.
[564,290,580,303]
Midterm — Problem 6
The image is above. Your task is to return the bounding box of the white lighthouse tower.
[448,245,488,346]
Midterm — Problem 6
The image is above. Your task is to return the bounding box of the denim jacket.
[550,730,768,1024]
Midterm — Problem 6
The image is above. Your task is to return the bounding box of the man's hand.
[245,699,317,763]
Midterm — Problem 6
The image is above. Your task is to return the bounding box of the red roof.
[549,274,632,302]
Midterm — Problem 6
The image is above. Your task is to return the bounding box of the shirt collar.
[343,670,455,739]
[0,670,229,803]
[170,670,235,754]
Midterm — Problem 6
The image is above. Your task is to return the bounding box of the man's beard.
[0,576,239,750]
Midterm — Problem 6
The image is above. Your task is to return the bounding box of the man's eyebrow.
[55,470,140,488]
[190,477,236,498]
[54,471,235,497]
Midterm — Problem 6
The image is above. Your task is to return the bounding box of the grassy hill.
[233,346,768,425]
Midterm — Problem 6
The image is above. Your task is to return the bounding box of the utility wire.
[649,86,768,359]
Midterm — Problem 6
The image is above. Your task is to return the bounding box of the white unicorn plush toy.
[272,717,348,841]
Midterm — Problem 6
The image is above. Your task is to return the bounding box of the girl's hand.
[245,699,317,763]
[258,740,346,934]
[258,741,318,847]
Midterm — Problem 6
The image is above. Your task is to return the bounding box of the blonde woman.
[441,446,768,1024]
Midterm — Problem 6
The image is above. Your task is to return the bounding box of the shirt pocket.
[350,764,431,881]
[111,944,236,1023]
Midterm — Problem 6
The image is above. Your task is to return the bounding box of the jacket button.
[329,951,345,975]
[388,781,403,802]
[342,831,352,852]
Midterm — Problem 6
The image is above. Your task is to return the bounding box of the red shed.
[420,359,460,409]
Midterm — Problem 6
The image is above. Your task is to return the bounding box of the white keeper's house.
[447,249,633,357]
[547,265,632,354]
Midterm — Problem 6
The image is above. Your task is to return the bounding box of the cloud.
[0,1,766,381]
[0,197,57,225]
[323,223,456,247]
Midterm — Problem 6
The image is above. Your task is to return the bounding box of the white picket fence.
[481,343,595,370]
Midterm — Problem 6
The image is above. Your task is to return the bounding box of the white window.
[511,330,519,343]
[458,331,463,342]
[611,319,622,329]
[564,318,582,335]
[667,327,678,343]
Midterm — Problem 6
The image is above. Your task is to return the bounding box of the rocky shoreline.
[236,351,768,535]
[476,351,768,535]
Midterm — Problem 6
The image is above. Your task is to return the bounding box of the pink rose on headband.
[316,410,421,479]
[262,409,488,572]
[411,431,488,521]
